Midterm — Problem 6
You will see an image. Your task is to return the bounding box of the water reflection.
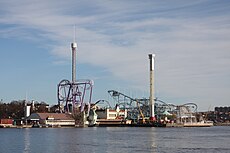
[20,127,159,153]
[24,128,30,153]
[149,128,157,153]
[1,126,230,153]
[103,127,158,153]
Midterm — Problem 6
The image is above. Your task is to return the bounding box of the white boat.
[183,120,213,127]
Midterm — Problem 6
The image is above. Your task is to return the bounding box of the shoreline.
[1,123,230,128]
[214,123,230,126]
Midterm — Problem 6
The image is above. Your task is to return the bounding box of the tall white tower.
[149,54,155,121]
[71,27,77,113]
[71,29,77,83]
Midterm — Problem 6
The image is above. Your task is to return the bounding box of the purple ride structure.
[57,33,93,117]
[57,79,93,114]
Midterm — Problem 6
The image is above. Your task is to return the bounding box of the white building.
[96,106,127,120]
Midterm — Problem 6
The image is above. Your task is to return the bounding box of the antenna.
[74,25,76,43]
[25,91,28,105]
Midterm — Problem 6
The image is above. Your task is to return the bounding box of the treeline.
[0,100,59,119]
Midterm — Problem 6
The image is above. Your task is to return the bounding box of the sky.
[0,0,230,111]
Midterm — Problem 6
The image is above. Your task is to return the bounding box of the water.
[0,126,229,153]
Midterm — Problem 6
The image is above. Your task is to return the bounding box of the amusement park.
[0,34,214,128]
[53,37,213,128]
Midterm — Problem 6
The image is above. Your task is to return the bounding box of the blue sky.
[0,0,230,111]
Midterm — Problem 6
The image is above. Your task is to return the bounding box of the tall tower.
[149,54,155,121]
[70,27,77,113]
[71,31,77,83]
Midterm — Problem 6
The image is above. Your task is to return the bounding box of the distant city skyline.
[0,0,230,111]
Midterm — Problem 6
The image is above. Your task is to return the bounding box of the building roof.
[27,113,74,120]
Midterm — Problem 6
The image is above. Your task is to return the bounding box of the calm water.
[0,126,229,153]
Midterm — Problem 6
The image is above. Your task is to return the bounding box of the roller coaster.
[107,90,198,122]
[57,79,94,114]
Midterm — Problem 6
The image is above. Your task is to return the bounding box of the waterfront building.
[96,105,127,120]
[0,119,13,127]
[26,113,75,127]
